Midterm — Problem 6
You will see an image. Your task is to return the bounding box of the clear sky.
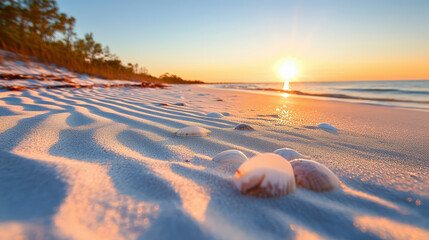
[57,0,429,82]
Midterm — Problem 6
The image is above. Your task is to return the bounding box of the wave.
[341,88,429,95]
[222,86,429,104]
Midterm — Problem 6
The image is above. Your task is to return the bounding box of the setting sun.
[277,58,299,90]
[277,58,299,80]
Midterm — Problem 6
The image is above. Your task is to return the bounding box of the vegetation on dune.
[0,0,203,83]
[159,72,204,84]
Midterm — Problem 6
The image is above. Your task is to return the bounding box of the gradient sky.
[57,0,429,82]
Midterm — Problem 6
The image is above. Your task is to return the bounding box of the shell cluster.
[175,126,210,137]
[210,147,340,198]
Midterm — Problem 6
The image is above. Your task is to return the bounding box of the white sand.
[0,75,428,239]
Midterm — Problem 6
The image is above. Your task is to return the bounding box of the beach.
[0,84,428,240]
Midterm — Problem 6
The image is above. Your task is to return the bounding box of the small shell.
[273,148,308,161]
[290,159,340,192]
[212,150,247,164]
[318,123,337,132]
[175,126,211,137]
[207,112,223,118]
[175,102,186,106]
[233,153,295,198]
[234,123,255,131]
[159,103,169,106]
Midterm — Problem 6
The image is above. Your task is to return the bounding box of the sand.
[0,82,428,240]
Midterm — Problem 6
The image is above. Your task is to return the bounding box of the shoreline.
[203,82,429,112]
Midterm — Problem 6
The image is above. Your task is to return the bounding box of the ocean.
[211,80,429,110]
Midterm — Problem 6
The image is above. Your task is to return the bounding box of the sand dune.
[0,85,428,240]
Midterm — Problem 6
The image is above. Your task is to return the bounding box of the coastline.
[207,80,429,111]
[0,84,428,239]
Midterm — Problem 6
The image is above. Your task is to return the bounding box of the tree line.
[0,0,202,83]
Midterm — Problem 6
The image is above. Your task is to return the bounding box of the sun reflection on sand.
[342,186,405,213]
[354,215,429,240]
[293,226,327,240]
[276,104,301,125]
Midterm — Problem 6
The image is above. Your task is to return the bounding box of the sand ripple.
[0,86,428,240]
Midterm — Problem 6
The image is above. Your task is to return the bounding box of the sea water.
[211,80,429,110]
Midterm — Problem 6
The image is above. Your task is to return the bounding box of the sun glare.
[278,59,299,80]
[277,58,299,90]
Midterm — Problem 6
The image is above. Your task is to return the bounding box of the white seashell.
[206,112,223,118]
[233,153,295,198]
[234,123,255,131]
[318,123,337,132]
[290,159,340,192]
[175,126,210,137]
[212,150,247,164]
[273,148,308,161]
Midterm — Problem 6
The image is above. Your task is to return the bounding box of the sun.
[277,58,299,80]
[276,58,299,90]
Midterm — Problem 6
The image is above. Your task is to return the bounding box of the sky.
[56,0,429,83]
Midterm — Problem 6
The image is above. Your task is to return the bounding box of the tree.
[83,33,102,61]
[61,14,75,50]
[0,0,193,84]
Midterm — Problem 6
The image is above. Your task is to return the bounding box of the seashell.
[159,103,169,106]
[175,126,210,137]
[318,123,337,132]
[206,112,223,118]
[216,98,224,101]
[175,102,186,106]
[234,123,255,131]
[290,159,340,192]
[273,148,308,161]
[233,153,295,198]
[212,150,247,164]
